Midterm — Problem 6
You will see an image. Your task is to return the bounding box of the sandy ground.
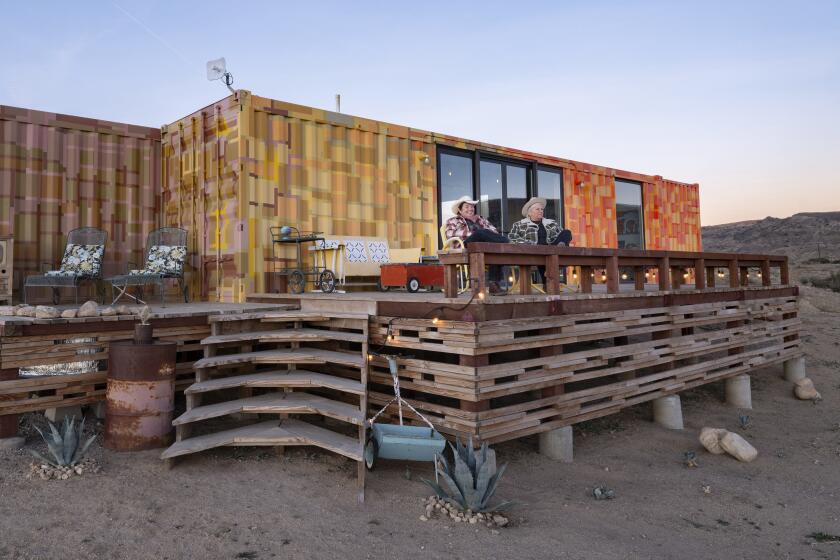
[2,284,839,560]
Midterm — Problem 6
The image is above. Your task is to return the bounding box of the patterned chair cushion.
[45,270,80,277]
[58,244,104,277]
[130,245,186,276]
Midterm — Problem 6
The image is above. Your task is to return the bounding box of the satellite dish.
[206,58,227,81]
[206,57,235,93]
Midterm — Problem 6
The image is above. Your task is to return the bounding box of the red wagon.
[379,263,444,292]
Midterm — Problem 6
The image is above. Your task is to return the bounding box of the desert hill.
[701,211,840,262]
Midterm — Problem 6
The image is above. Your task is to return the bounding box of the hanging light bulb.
[478,291,485,300]
[508,275,514,283]
[601,272,607,281]
[621,272,628,280]
[432,317,440,325]
[645,271,650,279]
[572,271,578,280]
[683,271,689,279]
[757,271,762,278]
[717,269,725,278]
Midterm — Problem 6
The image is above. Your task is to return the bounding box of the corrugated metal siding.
[0,105,160,292]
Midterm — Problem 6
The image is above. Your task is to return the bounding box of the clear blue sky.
[3,0,838,225]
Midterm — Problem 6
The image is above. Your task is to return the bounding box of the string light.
[432,317,440,325]
[572,272,578,280]
[508,275,514,283]
[621,272,628,280]
[682,271,689,279]
[645,272,650,279]
[600,272,607,281]
[717,269,725,278]
[757,271,762,278]
[478,291,485,300]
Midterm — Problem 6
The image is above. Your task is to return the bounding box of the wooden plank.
[193,348,365,369]
[161,419,363,461]
[185,369,365,395]
[173,392,365,426]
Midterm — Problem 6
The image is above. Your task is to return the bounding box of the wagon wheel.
[377,280,390,292]
[406,277,421,293]
[288,270,305,294]
[319,270,336,293]
[364,437,378,471]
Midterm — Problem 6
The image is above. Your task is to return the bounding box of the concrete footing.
[0,436,25,450]
[539,425,573,462]
[652,395,684,430]
[783,356,806,382]
[45,405,83,423]
[725,375,752,409]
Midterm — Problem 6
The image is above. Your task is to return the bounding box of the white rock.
[699,427,729,455]
[100,306,117,316]
[0,305,17,316]
[794,378,821,400]
[719,431,758,462]
[35,305,60,319]
[419,515,428,522]
[77,300,100,317]
[15,306,36,317]
[61,309,78,318]
[116,305,131,315]
[493,515,508,526]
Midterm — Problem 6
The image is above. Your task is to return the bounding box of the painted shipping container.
[0,105,160,294]
[162,90,702,302]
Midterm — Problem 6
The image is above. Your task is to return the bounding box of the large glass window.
[439,151,474,222]
[505,164,528,232]
[537,167,563,226]
[479,161,503,228]
[615,179,644,249]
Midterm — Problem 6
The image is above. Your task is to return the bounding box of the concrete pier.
[653,395,684,430]
[725,374,752,409]
[539,425,573,462]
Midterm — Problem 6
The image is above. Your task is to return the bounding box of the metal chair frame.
[24,227,107,305]
[108,227,189,307]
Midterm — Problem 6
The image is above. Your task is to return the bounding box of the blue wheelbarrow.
[365,355,446,471]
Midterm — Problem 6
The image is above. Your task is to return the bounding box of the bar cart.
[270,226,336,294]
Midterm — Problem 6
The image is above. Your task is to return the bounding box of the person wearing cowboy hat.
[444,195,510,293]
[508,197,573,246]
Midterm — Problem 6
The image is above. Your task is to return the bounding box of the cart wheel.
[288,270,305,294]
[377,280,390,292]
[406,277,421,293]
[364,437,378,471]
[319,270,336,293]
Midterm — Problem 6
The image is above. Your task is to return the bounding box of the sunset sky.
[2,0,837,225]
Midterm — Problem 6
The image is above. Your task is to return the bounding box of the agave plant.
[423,437,514,513]
[30,416,96,467]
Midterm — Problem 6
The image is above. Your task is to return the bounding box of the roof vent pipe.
[335,94,341,113]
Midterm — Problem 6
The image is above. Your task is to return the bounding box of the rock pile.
[419,496,510,528]
[699,427,758,462]
[27,458,101,481]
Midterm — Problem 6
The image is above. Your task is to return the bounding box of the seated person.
[508,197,574,284]
[508,197,573,246]
[444,196,509,294]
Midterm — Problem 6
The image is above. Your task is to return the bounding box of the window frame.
[614,177,646,250]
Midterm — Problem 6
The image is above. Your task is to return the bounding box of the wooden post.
[658,257,670,291]
[469,252,486,296]
[728,259,739,288]
[444,264,459,298]
[706,267,716,288]
[694,258,706,290]
[606,256,619,294]
[780,258,790,285]
[761,259,771,286]
[672,267,682,290]
[0,368,20,440]
[580,266,593,293]
[740,267,749,287]
[520,266,532,295]
[546,254,560,294]
[634,266,645,291]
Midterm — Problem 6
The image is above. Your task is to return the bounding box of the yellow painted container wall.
[0,105,160,294]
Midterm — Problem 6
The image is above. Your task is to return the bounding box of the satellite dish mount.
[207,57,234,93]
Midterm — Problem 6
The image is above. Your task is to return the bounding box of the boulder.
[699,427,729,455]
[100,306,117,317]
[0,305,17,316]
[719,432,758,462]
[116,305,131,315]
[77,301,100,318]
[794,378,821,401]
[35,306,60,319]
[61,309,78,319]
[15,306,36,317]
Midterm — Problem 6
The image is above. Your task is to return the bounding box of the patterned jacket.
[507,218,563,245]
[444,214,499,241]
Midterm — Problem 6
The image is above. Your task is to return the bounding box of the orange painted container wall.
[0,105,160,295]
[161,90,703,302]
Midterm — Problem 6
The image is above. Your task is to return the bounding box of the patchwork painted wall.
[0,105,160,295]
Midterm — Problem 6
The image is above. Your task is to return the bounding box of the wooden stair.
[162,309,370,502]
[185,369,365,396]
[161,419,362,461]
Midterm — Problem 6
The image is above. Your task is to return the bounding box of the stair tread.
[200,328,365,346]
[185,369,365,395]
[161,419,362,461]
[193,348,365,369]
[173,392,364,426]
[260,311,369,322]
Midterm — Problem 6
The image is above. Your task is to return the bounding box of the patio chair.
[439,225,468,294]
[108,227,188,307]
[24,227,107,305]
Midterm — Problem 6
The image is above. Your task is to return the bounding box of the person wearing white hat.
[508,197,573,247]
[444,195,510,294]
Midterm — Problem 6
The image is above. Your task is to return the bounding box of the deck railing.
[437,243,790,298]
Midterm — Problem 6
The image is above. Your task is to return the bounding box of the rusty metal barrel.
[104,339,177,451]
